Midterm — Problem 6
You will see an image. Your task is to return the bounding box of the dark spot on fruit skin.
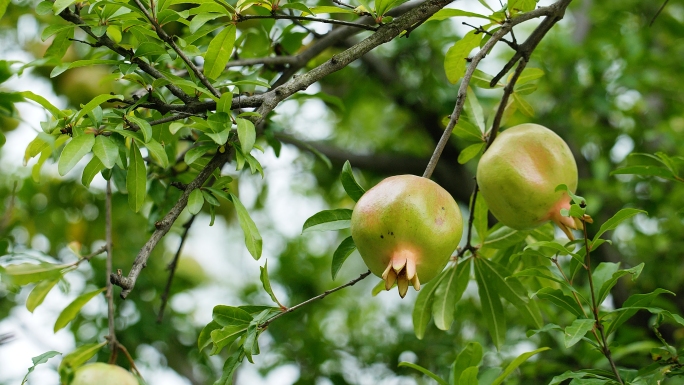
[390,232,394,236]
[380,235,384,239]
[442,207,445,210]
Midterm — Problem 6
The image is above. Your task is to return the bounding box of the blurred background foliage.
[1,0,684,384]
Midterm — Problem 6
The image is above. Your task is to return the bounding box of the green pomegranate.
[71,363,138,385]
[351,175,463,298]
[476,123,580,238]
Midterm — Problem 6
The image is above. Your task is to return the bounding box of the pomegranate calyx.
[381,249,421,298]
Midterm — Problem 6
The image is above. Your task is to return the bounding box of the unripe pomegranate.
[71,363,138,385]
[351,175,463,298]
[476,123,580,238]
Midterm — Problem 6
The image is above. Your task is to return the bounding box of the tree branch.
[157,215,196,323]
[238,14,378,31]
[110,149,232,298]
[105,180,117,351]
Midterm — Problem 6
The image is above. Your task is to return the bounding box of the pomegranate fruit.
[476,123,580,238]
[351,175,463,298]
[71,363,138,385]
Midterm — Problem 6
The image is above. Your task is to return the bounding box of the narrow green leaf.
[143,139,169,168]
[591,262,620,298]
[444,31,482,84]
[127,115,153,143]
[536,287,584,318]
[451,118,483,141]
[212,305,253,327]
[92,136,119,169]
[459,366,479,385]
[611,165,676,180]
[473,194,488,241]
[412,270,448,339]
[54,288,105,332]
[81,156,105,188]
[230,193,262,260]
[398,362,448,385]
[127,141,147,212]
[204,25,236,79]
[58,134,95,176]
[341,161,365,201]
[20,91,67,118]
[302,209,353,233]
[427,8,492,21]
[597,263,644,306]
[280,2,314,15]
[483,225,529,249]
[214,349,244,385]
[513,67,544,85]
[58,342,107,374]
[217,91,233,113]
[185,144,215,165]
[210,325,247,355]
[490,347,550,385]
[432,259,470,330]
[474,258,506,348]
[198,321,221,351]
[331,236,356,280]
[187,189,204,215]
[592,208,647,245]
[22,350,61,385]
[465,87,485,132]
[512,93,534,117]
[26,277,60,313]
[452,341,483,383]
[309,5,355,14]
[564,318,595,348]
[74,94,123,123]
[236,117,255,153]
[458,142,484,164]
[606,289,674,336]
[3,262,66,285]
[259,260,281,306]
[0,0,10,19]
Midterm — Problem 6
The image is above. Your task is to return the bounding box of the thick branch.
[110,150,232,298]
[105,180,117,349]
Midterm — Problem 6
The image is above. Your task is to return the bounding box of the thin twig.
[332,0,356,10]
[238,14,379,31]
[260,270,372,329]
[583,223,624,384]
[157,215,196,323]
[650,0,670,27]
[131,0,222,99]
[462,22,518,50]
[105,180,118,357]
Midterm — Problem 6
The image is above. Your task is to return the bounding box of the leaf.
[217,91,232,113]
[2,262,66,285]
[596,263,644,306]
[81,156,105,188]
[198,321,221,351]
[412,270,448,339]
[21,351,61,385]
[50,60,120,78]
[473,194,488,241]
[592,208,647,245]
[452,118,483,141]
[26,277,60,313]
[483,225,529,249]
[74,94,123,123]
[474,258,506,348]
[397,362,448,385]
[127,115,153,143]
[58,134,95,176]
[127,141,147,212]
[331,236,356,280]
[340,161,365,201]
[280,2,314,15]
[212,305,253,327]
[92,136,119,169]
[185,144,215,165]
[432,259,470,330]
[452,342,483,383]
[427,8,492,21]
[230,193,262,260]
[459,366,479,385]
[536,287,584,318]
[187,189,205,215]
[210,325,247,355]
[564,318,595,348]
[0,0,9,19]
[512,93,534,117]
[611,165,677,180]
[143,139,169,168]
[309,6,355,14]
[302,209,353,233]
[444,31,482,84]
[259,260,281,306]
[19,91,66,118]
[513,67,545,85]
[490,347,550,385]
[214,349,244,385]
[465,87,485,132]
[606,289,674,336]
[237,118,256,154]
[58,341,107,375]
[458,142,485,164]
[204,25,236,79]
[54,288,105,332]
[52,0,77,14]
